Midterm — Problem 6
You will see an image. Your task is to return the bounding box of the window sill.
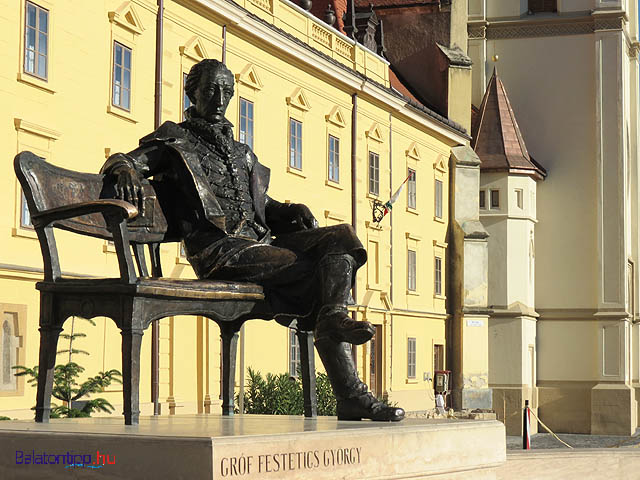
[406,207,419,215]
[107,104,138,124]
[434,294,446,300]
[366,284,382,291]
[325,179,343,190]
[17,71,56,94]
[433,216,445,224]
[286,166,306,178]
[366,193,380,202]
[406,290,420,296]
[11,227,37,240]
[405,379,418,384]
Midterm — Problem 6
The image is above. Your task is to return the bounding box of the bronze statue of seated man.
[101,59,404,422]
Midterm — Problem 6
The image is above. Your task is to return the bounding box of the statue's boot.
[314,254,375,346]
[315,338,405,421]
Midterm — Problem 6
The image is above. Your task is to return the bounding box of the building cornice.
[468,10,628,41]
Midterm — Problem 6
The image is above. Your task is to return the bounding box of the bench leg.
[220,324,240,416]
[122,328,143,425]
[35,325,63,423]
[297,330,318,417]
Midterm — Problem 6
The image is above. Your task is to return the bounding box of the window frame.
[407,168,417,210]
[289,117,303,170]
[434,256,442,296]
[182,72,192,121]
[23,1,49,81]
[111,41,132,112]
[368,151,380,196]
[490,189,500,209]
[434,178,443,219]
[407,337,416,379]
[328,134,340,183]
[289,329,300,377]
[408,249,417,292]
[239,97,254,150]
[479,189,486,209]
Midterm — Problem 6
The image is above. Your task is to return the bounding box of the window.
[490,189,500,209]
[407,337,416,379]
[407,169,416,209]
[408,249,417,291]
[435,179,443,218]
[328,135,340,183]
[434,344,444,372]
[369,152,380,195]
[528,0,556,13]
[289,118,302,169]
[112,42,132,111]
[434,256,442,296]
[24,2,49,80]
[515,189,523,209]
[479,190,486,209]
[239,98,254,149]
[20,191,32,229]
[289,329,300,377]
[182,73,191,121]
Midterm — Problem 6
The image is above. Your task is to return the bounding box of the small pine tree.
[13,316,122,418]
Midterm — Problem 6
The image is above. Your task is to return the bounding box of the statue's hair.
[184,59,234,104]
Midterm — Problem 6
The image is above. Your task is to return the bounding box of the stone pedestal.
[0,415,506,479]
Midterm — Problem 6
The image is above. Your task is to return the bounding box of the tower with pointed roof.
[469,0,640,437]
[473,68,546,434]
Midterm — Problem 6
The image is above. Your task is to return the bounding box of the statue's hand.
[115,166,145,215]
[288,203,318,230]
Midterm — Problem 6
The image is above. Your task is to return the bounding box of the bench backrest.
[14,151,176,281]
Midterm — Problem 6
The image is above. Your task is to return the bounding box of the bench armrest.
[31,200,138,228]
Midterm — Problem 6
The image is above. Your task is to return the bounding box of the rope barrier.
[527,407,574,449]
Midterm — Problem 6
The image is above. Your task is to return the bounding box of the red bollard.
[523,399,531,450]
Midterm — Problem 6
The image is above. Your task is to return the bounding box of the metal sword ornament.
[372,173,412,224]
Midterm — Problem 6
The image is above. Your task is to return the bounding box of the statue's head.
[185,59,234,124]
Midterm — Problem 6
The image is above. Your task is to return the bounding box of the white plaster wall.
[464,240,489,308]
[456,165,481,221]
[537,320,599,380]
[482,35,597,310]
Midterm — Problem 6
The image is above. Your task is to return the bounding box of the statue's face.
[194,67,234,123]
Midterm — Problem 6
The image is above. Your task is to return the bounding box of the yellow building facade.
[0,0,468,418]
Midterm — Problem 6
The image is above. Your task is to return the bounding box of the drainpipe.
[388,111,393,394]
[222,25,227,64]
[151,0,164,417]
[351,92,358,366]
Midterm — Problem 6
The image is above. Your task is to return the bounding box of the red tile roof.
[389,68,421,104]
[472,68,546,179]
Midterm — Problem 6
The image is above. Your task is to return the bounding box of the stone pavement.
[507,432,640,450]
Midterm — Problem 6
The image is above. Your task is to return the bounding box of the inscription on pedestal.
[219,446,362,477]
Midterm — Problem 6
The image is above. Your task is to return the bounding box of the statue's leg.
[314,254,375,345]
[315,337,404,421]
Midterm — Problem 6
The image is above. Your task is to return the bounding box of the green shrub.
[238,367,336,416]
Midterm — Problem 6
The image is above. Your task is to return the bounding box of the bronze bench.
[15,151,318,425]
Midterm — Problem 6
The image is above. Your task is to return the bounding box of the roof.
[472,68,546,179]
